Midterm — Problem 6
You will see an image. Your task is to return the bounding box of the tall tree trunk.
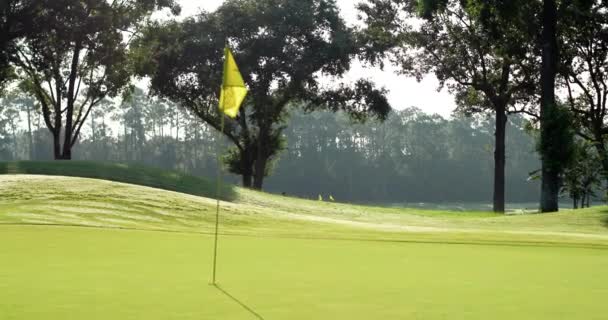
[243,174,253,188]
[123,125,127,161]
[253,125,269,190]
[573,196,578,209]
[253,147,267,190]
[11,121,17,160]
[540,0,560,212]
[175,111,180,141]
[253,155,267,190]
[53,132,63,160]
[540,169,560,211]
[26,103,33,160]
[62,144,72,160]
[61,42,82,161]
[193,126,199,172]
[91,114,95,143]
[101,118,108,160]
[493,104,507,213]
[241,150,254,188]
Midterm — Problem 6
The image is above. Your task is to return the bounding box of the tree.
[86,98,115,160]
[116,87,148,162]
[538,0,561,212]
[1,88,36,159]
[267,107,539,203]
[134,0,390,190]
[357,0,538,212]
[0,0,40,90]
[561,140,601,209]
[537,0,579,212]
[537,102,576,201]
[0,87,541,202]
[12,0,179,160]
[559,1,608,193]
[0,95,20,159]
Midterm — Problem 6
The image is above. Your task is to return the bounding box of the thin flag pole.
[212,114,225,285]
[212,46,231,285]
[211,46,247,285]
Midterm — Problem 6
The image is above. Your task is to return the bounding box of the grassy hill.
[1,161,608,319]
[0,161,235,200]
[1,161,608,246]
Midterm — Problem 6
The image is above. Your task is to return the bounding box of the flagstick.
[211,115,225,285]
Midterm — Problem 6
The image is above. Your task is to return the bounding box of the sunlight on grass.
[1,225,607,320]
[1,163,608,319]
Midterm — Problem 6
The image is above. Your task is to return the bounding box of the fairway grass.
[1,225,607,319]
[2,165,608,319]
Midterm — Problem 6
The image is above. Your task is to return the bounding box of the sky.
[163,0,457,117]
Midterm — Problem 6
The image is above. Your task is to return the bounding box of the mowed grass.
[0,160,236,200]
[1,225,608,320]
[2,161,608,319]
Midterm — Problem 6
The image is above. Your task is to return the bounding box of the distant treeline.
[267,108,539,203]
[0,90,540,203]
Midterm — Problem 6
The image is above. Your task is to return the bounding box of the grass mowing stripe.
[3,222,608,251]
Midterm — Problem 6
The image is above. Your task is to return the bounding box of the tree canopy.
[134,0,391,189]
[10,0,179,159]
[559,0,608,188]
[357,0,538,212]
[0,0,41,90]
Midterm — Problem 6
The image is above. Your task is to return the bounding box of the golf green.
[1,225,607,319]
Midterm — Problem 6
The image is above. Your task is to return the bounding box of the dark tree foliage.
[536,103,576,180]
[133,0,391,190]
[10,0,179,160]
[0,0,40,90]
[357,0,538,212]
[561,140,601,209]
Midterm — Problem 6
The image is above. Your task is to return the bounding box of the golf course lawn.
[1,225,607,320]
[2,162,608,319]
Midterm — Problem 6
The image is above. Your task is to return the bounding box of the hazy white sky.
[166,0,456,116]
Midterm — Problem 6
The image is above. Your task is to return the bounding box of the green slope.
[2,162,608,319]
[0,161,236,200]
[0,161,608,246]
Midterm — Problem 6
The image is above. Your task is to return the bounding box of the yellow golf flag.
[219,48,248,118]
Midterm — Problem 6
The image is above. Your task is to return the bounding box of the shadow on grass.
[600,209,608,229]
[213,284,265,320]
[0,160,237,201]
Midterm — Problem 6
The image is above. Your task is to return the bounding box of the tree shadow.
[591,208,608,229]
[212,284,265,320]
[601,211,608,229]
